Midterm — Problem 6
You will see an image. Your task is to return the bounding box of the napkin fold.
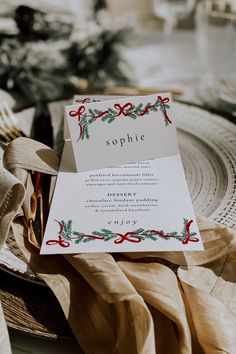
[2,137,236,354]
[0,167,25,249]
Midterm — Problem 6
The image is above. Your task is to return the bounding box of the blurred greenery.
[0,4,130,105]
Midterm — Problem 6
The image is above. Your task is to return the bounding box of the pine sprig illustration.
[60,220,73,240]
[46,218,199,248]
[70,96,172,141]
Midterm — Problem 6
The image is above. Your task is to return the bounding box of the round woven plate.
[0,101,236,339]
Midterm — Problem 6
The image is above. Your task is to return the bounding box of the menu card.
[40,94,203,254]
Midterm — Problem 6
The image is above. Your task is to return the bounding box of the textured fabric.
[2,137,236,354]
[0,168,25,249]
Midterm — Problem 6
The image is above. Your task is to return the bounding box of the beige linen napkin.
[0,156,25,354]
[0,167,25,249]
[2,137,236,354]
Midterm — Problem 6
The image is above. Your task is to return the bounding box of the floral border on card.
[45,218,199,249]
[68,95,172,141]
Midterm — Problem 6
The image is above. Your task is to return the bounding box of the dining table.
[0,27,236,354]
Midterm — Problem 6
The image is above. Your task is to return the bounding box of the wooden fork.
[0,100,25,147]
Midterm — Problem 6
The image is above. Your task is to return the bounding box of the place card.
[64,95,118,141]
[40,94,203,254]
[65,94,178,172]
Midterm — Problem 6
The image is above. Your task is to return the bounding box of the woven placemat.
[0,101,235,339]
[0,269,74,340]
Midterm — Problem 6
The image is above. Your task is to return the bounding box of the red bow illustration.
[114,102,133,116]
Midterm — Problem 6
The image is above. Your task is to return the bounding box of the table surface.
[2,28,235,353]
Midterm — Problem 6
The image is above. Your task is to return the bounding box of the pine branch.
[76,98,171,140]
[54,218,199,246]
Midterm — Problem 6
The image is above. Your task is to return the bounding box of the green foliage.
[73,231,85,237]
[92,231,105,236]
[75,238,83,244]
[84,238,93,243]
[134,228,145,233]
[0,39,72,104]
[100,229,113,234]
[58,219,197,245]
[79,98,171,140]
[93,229,117,241]
[103,235,117,241]
[65,27,130,91]
[0,9,130,104]
[182,218,189,237]
[60,220,73,240]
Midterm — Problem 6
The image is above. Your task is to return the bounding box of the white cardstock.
[65,94,178,172]
[40,95,203,255]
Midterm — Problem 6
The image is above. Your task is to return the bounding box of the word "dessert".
[106,133,145,148]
